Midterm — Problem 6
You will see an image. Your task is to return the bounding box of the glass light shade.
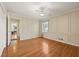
[40,13,44,16]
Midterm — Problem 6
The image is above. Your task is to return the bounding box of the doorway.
[10,19,20,45]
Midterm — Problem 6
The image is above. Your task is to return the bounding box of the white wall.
[8,15,39,40]
[19,18,39,40]
[43,10,79,47]
[0,5,6,56]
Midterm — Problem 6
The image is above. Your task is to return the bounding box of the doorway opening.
[10,19,20,45]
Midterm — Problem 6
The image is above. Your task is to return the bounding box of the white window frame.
[42,21,48,33]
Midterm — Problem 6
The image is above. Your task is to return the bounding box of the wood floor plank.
[2,37,79,57]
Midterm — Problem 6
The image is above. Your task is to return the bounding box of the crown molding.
[49,8,79,19]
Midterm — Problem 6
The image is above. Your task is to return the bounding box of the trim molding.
[44,37,79,47]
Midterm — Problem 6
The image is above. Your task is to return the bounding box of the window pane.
[42,21,48,32]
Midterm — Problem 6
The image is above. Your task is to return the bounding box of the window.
[42,21,48,32]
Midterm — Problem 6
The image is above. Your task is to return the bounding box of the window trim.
[42,21,48,33]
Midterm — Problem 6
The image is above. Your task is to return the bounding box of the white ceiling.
[3,2,79,20]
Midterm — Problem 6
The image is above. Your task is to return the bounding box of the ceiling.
[3,2,79,20]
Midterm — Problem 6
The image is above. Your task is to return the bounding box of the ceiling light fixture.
[40,13,44,16]
[39,6,45,17]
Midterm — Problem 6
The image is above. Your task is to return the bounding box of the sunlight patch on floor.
[42,42,49,55]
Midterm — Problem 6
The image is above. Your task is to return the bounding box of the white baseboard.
[44,36,79,47]
[43,33,79,47]
[0,45,5,56]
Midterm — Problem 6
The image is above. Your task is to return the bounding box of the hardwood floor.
[2,37,79,57]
